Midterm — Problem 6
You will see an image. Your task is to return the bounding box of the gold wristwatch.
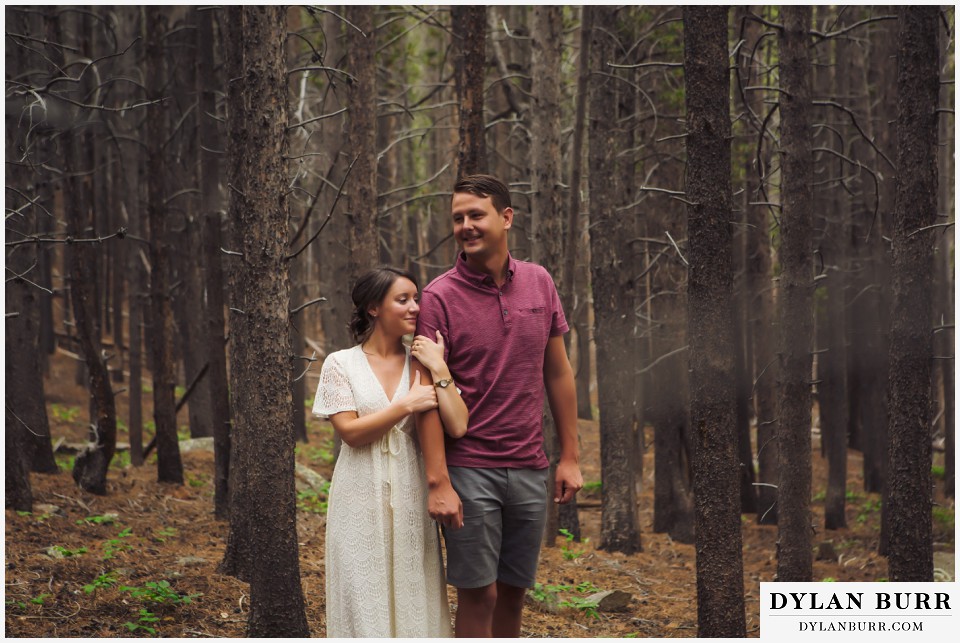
[434,378,453,389]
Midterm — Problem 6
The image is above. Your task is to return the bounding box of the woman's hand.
[401,370,438,414]
[411,331,448,376]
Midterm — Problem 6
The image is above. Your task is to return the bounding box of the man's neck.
[465,251,510,287]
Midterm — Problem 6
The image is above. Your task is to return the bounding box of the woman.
[313,266,466,638]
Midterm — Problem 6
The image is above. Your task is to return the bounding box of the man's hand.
[428,479,464,529]
[554,459,583,504]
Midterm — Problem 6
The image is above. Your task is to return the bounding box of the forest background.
[4,4,956,638]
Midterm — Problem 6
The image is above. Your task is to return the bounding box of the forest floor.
[4,349,955,638]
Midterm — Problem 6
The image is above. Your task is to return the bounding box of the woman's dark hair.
[349,266,419,344]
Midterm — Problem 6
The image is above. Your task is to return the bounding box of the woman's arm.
[411,331,468,438]
[329,371,438,448]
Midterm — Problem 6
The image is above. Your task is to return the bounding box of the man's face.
[451,191,512,261]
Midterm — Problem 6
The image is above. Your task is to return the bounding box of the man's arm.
[412,359,464,528]
[543,335,583,503]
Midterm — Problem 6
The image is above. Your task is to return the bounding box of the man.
[413,174,583,637]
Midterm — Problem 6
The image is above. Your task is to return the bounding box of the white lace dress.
[313,345,452,638]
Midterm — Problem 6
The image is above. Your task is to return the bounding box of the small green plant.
[301,445,335,465]
[84,571,121,594]
[812,490,826,502]
[560,594,600,619]
[20,510,54,522]
[153,527,177,543]
[821,577,837,582]
[186,473,206,488]
[124,608,160,635]
[582,481,602,492]
[932,465,946,480]
[297,484,331,514]
[50,545,88,557]
[77,513,118,526]
[932,506,954,532]
[558,528,588,561]
[110,450,131,469]
[119,580,201,606]
[574,581,599,594]
[6,598,27,610]
[102,527,134,560]
[856,497,882,524]
[50,403,81,423]
[55,453,75,470]
[30,593,52,605]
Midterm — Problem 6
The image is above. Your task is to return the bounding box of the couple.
[313,174,583,638]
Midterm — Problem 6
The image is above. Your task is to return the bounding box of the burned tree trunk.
[588,5,641,555]
[886,6,939,583]
[530,4,578,546]
[219,7,310,635]
[196,6,232,520]
[145,6,183,484]
[452,5,487,177]
[683,6,746,637]
[344,6,380,282]
[776,5,814,582]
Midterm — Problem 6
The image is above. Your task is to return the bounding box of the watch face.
[436,379,451,388]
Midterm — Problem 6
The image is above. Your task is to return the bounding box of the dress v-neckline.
[359,345,408,404]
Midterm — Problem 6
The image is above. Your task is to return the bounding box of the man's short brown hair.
[453,174,512,213]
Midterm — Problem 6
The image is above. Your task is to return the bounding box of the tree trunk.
[345,6,380,282]
[818,23,848,531]
[683,7,746,637]
[452,5,487,177]
[5,15,58,476]
[219,9,311,635]
[886,5,939,583]
[196,5,232,520]
[530,5,574,547]
[588,6,641,555]
[776,5,814,583]
[738,7,779,524]
[145,6,184,485]
[566,8,594,424]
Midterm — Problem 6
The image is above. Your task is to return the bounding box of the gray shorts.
[442,466,549,589]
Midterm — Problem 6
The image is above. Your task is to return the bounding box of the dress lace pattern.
[313,345,452,638]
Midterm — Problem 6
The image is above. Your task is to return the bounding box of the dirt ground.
[4,349,955,637]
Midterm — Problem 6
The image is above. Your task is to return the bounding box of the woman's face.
[370,277,419,337]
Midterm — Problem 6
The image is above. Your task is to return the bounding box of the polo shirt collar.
[455,251,517,287]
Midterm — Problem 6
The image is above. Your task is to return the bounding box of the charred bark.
[588,6,641,555]
[219,7,310,635]
[886,6,939,583]
[452,5,487,177]
[683,6,746,637]
[776,6,814,582]
[145,6,183,485]
[344,6,380,282]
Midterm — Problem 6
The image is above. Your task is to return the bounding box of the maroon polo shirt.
[416,252,569,469]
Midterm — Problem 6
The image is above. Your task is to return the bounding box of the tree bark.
[776,5,814,583]
[196,5,232,520]
[344,6,380,282]
[145,6,184,485]
[818,22,848,531]
[738,7,779,525]
[683,6,746,637]
[219,8,310,635]
[886,5,939,583]
[452,5,487,177]
[566,8,594,424]
[530,5,576,547]
[588,6,642,555]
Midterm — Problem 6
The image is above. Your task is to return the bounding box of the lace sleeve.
[312,354,357,419]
